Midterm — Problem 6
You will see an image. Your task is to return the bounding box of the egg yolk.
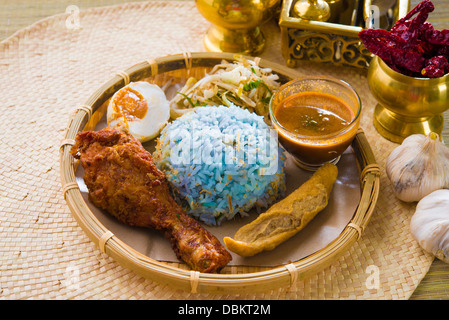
[111,87,148,123]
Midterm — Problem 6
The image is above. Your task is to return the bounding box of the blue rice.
[153,104,286,226]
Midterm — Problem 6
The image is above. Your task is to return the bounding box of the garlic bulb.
[410,189,449,263]
[386,132,449,202]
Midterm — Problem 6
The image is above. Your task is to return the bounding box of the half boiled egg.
[107,81,170,142]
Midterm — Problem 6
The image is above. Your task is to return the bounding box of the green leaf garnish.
[243,80,261,91]
[176,92,207,108]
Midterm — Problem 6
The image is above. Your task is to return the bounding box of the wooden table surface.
[1,0,448,300]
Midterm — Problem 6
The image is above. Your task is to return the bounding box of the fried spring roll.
[224,163,338,257]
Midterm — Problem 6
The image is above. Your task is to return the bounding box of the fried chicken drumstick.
[70,128,232,273]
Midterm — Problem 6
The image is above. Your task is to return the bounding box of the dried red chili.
[358,29,426,75]
[424,27,449,46]
[359,0,449,78]
[422,56,449,78]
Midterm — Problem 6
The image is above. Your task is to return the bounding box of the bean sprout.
[169,56,280,120]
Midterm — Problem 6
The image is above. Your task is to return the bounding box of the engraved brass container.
[368,56,449,143]
[279,0,410,68]
[195,0,281,55]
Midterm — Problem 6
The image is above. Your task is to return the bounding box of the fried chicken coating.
[70,127,231,273]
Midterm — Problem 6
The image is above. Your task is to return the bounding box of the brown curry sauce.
[273,92,356,164]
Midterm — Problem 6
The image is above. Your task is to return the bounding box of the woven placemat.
[0,0,434,299]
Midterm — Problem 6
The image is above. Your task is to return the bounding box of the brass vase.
[367,56,449,143]
[195,0,281,55]
[292,0,331,21]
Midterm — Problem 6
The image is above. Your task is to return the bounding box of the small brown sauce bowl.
[269,76,361,171]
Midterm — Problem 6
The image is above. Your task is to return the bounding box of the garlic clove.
[386,132,449,202]
[410,189,449,263]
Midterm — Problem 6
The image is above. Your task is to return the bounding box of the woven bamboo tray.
[59,51,380,294]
